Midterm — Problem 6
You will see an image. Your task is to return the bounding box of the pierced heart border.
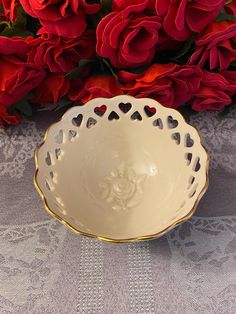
[34,95,209,243]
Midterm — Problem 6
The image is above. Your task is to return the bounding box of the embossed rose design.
[99,165,146,211]
[112,177,135,201]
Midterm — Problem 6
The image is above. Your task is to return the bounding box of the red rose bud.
[19,0,101,38]
[69,75,123,103]
[0,0,18,22]
[0,36,46,126]
[155,0,225,41]
[31,73,70,104]
[96,0,161,68]
[188,70,236,111]
[119,63,202,108]
[0,36,46,107]
[112,0,155,12]
[28,31,95,73]
[189,21,236,70]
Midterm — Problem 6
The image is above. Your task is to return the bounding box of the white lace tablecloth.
[0,109,236,314]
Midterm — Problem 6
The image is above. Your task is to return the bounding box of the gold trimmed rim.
[34,96,210,243]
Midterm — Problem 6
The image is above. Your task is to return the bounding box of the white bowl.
[34,96,209,242]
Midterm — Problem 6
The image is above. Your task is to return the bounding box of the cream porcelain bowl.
[34,96,209,242]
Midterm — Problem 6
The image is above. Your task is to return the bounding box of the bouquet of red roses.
[0,0,236,127]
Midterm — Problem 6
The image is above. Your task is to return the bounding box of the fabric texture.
[0,109,235,313]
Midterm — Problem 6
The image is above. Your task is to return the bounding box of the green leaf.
[228,59,236,71]
[0,21,11,28]
[100,0,112,10]
[8,94,33,117]
[125,65,150,75]
[66,59,94,79]
[230,59,236,66]
[37,97,73,112]
[171,36,195,62]
[216,9,236,22]
[15,101,32,116]
[0,6,32,37]
[100,57,118,80]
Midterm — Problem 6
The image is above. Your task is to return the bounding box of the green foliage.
[8,94,33,117]
[100,0,112,10]
[230,59,236,69]
[0,7,32,37]
[216,9,236,22]
[99,57,119,80]
[171,36,195,64]
[66,60,95,79]
[37,97,74,112]
[123,64,150,75]
[66,57,120,82]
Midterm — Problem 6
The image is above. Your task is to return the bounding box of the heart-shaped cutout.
[72,114,83,127]
[131,111,142,121]
[193,157,201,172]
[185,152,192,165]
[144,105,156,117]
[187,176,195,189]
[108,111,120,121]
[167,116,178,129]
[68,130,77,141]
[55,148,62,159]
[94,105,107,117]
[119,102,132,113]
[171,132,180,145]
[45,152,52,166]
[153,118,163,129]
[86,117,97,128]
[185,133,194,147]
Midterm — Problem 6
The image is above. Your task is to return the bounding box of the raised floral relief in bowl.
[34,95,209,243]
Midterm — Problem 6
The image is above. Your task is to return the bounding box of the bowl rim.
[34,95,209,243]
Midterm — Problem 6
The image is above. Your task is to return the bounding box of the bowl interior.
[35,97,208,241]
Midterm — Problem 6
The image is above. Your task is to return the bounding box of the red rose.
[31,72,70,104]
[28,31,95,73]
[189,21,236,70]
[188,70,236,111]
[155,0,224,41]
[96,0,161,68]
[225,0,236,15]
[19,0,101,38]
[221,70,236,95]
[112,0,155,12]
[119,63,202,108]
[69,75,123,103]
[0,0,18,22]
[0,35,30,57]
[0,37,45,125]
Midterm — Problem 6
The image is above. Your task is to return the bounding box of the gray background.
[0,108,236,313]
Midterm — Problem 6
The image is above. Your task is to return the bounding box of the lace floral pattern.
[0,220,66,313]
[0,120,43,178]
[167,216,236,313]
[189,110,236,171]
